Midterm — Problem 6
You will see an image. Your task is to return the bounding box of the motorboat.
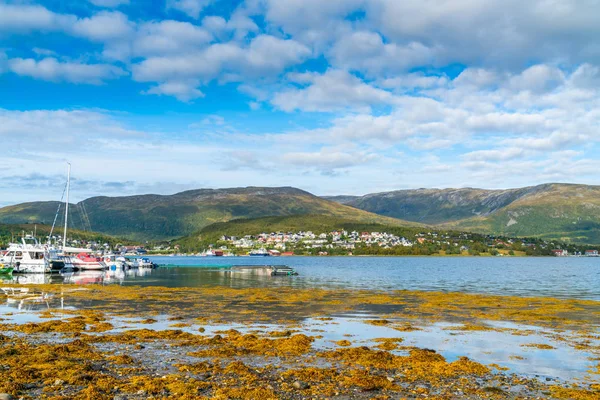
[67,253,107,271]
[132,257,156,268]
[0,235,52,274]
[103,254,128,271]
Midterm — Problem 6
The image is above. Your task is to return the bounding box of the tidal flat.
[0,284,599,399]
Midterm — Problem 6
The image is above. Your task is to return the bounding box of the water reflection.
[2,256,600,300]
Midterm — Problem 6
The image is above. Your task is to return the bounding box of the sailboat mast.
[63,163,71,251]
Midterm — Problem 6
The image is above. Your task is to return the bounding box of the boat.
[248,248,271,257]
[67,253,107,271]
[50,164,106,272]
[103,254,128,271]
[132,257,156,268]
[0,235,52,274]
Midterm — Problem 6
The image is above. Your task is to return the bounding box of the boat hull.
[11,262,51,274]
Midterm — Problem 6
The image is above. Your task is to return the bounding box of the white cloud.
[8,57,127,84]
[71,11,134,42]
[463,148,527,162]
[264,0,362,47]
[329,30,434,76]
[167,0,213,19]
[508,64,565,93]
[272,69,395,112]
[366,0,600,68]
[133,35,310,98]
[145,80,204,102]
[88,0,130,7]
[0,3,75,33]
[453,68,500,89]
[134,20,213,57]
[282,148,377,173]
[378,73,448,90]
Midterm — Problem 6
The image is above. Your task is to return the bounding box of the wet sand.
[0,284,598,399]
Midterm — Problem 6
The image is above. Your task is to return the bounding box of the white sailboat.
[58,164,107,272]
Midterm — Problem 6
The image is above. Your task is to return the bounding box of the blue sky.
[1,0,599,205]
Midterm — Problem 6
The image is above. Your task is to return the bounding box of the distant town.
[152,230,600,257]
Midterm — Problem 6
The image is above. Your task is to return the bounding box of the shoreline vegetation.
[0,284,599,399]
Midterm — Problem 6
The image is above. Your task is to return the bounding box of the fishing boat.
[248,248,270,257]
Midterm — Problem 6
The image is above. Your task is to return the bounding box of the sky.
[1,0,600,205]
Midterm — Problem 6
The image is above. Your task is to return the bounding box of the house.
[585,250,599,257]
[552,249,568,257]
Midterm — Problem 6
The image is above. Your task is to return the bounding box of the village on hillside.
[155,230,600,257]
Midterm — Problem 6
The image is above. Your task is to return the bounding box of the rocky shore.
[0,285,598,399]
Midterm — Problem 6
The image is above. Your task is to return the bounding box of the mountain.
[0,187,415,241]
[326,183,600,244]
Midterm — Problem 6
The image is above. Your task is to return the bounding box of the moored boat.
[69,253,107,271]
[0,235,52,274]
[249,248,271,257]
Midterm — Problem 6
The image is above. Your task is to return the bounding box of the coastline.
[1,284,598,399]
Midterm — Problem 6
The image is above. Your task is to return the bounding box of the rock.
[54,379,64,386]
[386,376,394,382]
[0,394,14,400]
[292,380,309,390]
[136,389,147,395]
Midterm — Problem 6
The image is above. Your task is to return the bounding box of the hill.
[175,214,595,256]
[442,184,600,243]
[0,187,416,241]
[176,214,425,250]
[326,183,600,244]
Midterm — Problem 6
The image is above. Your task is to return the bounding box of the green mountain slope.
[327,183,600,244]
[442,184,600,243]
[0,187,415,241]
[0,223,134,248]
[325,186,551,224]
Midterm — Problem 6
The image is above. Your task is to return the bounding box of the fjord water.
[144,256,600,300]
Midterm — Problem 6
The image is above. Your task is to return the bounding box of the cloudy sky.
[1,0,599,205]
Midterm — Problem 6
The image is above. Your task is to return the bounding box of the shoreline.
[0,284,598,399]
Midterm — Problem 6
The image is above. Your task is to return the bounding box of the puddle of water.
[67,314,599,383]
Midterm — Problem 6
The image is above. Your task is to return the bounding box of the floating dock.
[229,265,298,276]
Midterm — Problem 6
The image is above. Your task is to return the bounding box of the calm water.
[150,256,600,300]
[3,256,600,300]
